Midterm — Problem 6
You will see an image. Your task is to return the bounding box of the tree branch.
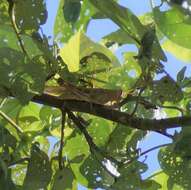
[66,109,102,155]
[30,93,191,131]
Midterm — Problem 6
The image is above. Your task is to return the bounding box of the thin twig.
[0,110,23,134]
[157,104,184,116]
[0,98,7,108]
[139,143,171,158]
[8,157,29,167]
[154,130,174,139]
[125,143,170,165]
[58,108,66,170]
[147,170,163,180]
[7,0,29,58]
[120,94,184,116]
[66,109,101,154]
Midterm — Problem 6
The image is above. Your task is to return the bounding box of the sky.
[43,0,191,189]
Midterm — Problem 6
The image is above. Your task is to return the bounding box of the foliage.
[1,0,191,189]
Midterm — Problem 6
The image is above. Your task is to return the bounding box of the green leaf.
[60,31,81,72]
[63,0,81,24]
[0,99,22,128]
[105,52,141,91]
[11,165,26,187]
[23,144,52,190]
[0,156,8,179]
[177,66,186,83]
[87,117,115,147]
[106,124,145,161]
[162,39,191,62]
[102,29,134,46]
[0,124,17,149]
[111,161,150,190]
[89,0,145,42]
[0,0,9,25]
[101,12,155,47]
[79,155,114,188]
[64,132,89,160]
[54,0,95,43]
[62,132,89,186]
[52,167,76,190]
[151,76,183,103]
[18,102,43,132]
[0,170,17,190]
[139,26,167,62]
[14,0,47,33]
[148,172,184,190]
[159,147,189,189]
[0,25,43,58]
[154,7,191,49]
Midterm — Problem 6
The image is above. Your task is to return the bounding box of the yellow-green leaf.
[59,31,120,72]
[162,40,191,63]
[60,31,81,72]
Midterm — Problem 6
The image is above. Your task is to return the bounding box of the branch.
[66,109,118,162]
[138,143,171,158]
[66,109,102,155]
[58,108,66,170]
[31,93,191,131]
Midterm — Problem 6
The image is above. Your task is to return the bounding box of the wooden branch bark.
[31,92,191,131]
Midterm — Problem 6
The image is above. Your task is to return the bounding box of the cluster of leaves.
[1,0,191,189]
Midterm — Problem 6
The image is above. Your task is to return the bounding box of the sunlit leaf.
[59,31,119,72]
[162,39,191,62]
[154,7,191,49]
